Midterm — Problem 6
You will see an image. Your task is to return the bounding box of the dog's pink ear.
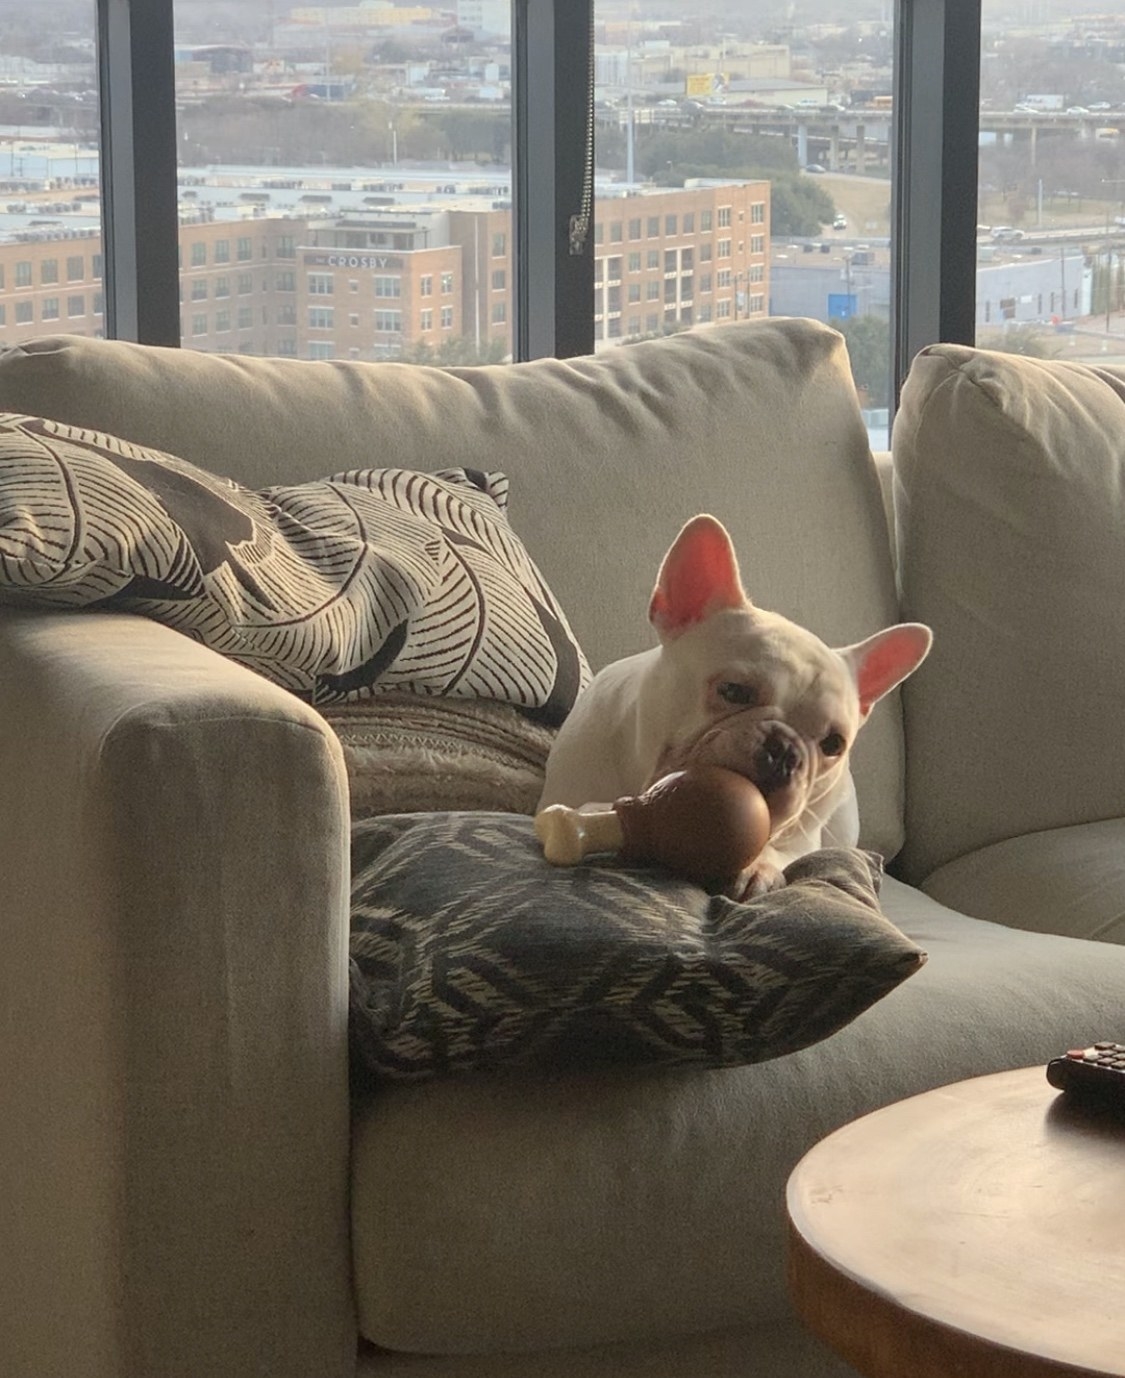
[841,623,933,717]
[649,514,747,639]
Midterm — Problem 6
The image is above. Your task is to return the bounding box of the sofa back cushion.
[894,343,1125,880]
[0,320,908,854]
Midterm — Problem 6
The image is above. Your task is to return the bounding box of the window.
[66,255,85,283]
[41,298,59,321]
[440,272,454,294]
[665,215,677,236]
[276,271,295,293]
[717,207,732,229]
[215,309,231,332]
[68,295,85,317]
[420,275,433,297]
[441,305,454,328]
[191,313,207,336]
[375,310,402,332]
[420,308,433,330]
[41,260,59,285]
[191,280,207,301]
[308,307,334,329]
[373,276,401,298]
[238,306,253,330]
[15,262,31,289]
[308,274,334,296]
[64,1,975,404]
[238,272,253,295]
[492,232,506,257]
[491,269,506,291]
[491,301,507,324]
[215,277,230,298]
[15,301,33,324]
[214,240,230,263]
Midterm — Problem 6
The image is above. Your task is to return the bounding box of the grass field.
[814,173,893,239]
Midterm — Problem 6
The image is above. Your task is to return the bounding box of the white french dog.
[538,513,932,894]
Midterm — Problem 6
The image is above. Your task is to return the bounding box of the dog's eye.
[821,731,847,757]
[717,682,756,706]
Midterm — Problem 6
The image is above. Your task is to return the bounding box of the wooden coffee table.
[787,1067,1125,1378]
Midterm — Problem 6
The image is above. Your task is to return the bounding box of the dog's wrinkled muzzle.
[664,714,810,801]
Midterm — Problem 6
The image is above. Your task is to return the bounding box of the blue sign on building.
[827,292,858,320]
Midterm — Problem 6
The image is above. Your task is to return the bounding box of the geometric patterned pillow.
[348,812,926,1084]
[0,413,590,723]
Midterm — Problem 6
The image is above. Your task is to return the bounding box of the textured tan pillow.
[321,694,554,818]
[894,344,1125,880]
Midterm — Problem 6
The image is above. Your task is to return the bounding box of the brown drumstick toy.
[534,764,772,893]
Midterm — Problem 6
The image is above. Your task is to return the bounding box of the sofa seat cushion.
[0,321,910,859]
[0,412,588,720]
[921,819,1125,944]
[347,812,924,1084]
[894,343,1125,879]
[350,876,1125,1355]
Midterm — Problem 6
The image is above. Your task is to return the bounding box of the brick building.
[0,177,768,360]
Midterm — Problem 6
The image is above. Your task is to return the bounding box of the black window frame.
[99,0,979,399]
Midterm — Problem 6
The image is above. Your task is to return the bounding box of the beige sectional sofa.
[2,318,1124,1378]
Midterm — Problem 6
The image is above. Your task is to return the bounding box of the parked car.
[990,225,1025,241]
[832,213,848,229]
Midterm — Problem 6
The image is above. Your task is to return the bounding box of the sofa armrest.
[0,609,355,1378]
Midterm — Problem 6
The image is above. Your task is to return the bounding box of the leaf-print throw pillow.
[0,413,590,722]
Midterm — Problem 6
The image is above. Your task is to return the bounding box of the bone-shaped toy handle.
[534,804,622,865]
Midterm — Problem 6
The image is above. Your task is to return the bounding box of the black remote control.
[1046,1042,1125,1108]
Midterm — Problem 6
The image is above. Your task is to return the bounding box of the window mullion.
[892,0,981,401]
[513,0,595,360]
[98,0,180,345]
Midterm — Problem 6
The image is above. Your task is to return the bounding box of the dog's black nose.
[756,733,799,791]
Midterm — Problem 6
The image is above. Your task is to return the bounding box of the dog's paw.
[730,860,787,900]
